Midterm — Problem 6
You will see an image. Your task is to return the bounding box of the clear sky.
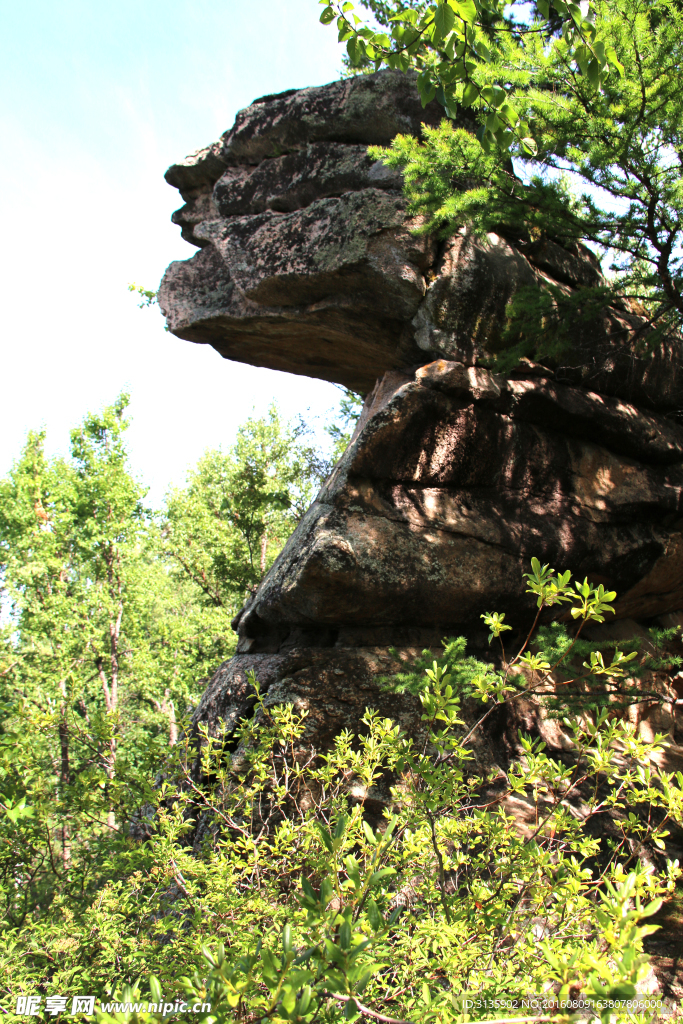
[0,0,346,504]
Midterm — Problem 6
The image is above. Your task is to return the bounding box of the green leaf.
[344,998,359,1020]
[301,875,317,904]
[201,946,217,968]
[453,0,477,24]
[4,798,34,823]
[318,825,334,852]
[297,988,313,1016]
[434,4,456,37]
[340,920,352,949]
[605,44,624,75]
[334,813,348,840]
[461,81,479,107]
[362,820,378,846]
[366,899,382,931]
[320,5,335,24]
[346,36,363,64]
[369,867,396,886]
[476,39,492,61]
[500,103,519,124]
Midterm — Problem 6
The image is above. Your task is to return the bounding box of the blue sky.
[0,0,346,504]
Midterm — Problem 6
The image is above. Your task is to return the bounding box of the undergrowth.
[2,560,682,1024]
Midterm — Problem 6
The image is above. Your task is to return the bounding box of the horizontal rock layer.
[232,362,683,652]
[192,364,683,763]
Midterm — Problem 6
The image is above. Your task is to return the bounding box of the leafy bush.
[2,561,681,1022]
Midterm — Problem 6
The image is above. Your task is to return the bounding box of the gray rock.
[220,71,446,164]
[412,232,540,364]
[159,70,683,410]
[159,189,434,392]
[165,140,227,192]
[213,143,402,216]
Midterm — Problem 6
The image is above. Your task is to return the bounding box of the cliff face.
[158,70,683,761]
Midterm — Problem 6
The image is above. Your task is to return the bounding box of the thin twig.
[324,992,413,1024]
[427,809,452,925]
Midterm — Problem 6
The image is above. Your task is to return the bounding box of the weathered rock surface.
[229,362,683,649]
[159,70,683,409]
[182,355,683,803]
[159,71,453,391]
[159,71,683,783]
[413,231,683,412]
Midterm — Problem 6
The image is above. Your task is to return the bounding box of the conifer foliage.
[324,0,683,337]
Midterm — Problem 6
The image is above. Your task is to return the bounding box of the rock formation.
[158,70,683,762]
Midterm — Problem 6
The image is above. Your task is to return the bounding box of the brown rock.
[504,377,683,464]
[415,358,504,401]
[158,71,683,771]
[230,368,683,655]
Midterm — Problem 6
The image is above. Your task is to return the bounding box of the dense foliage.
[323,0,683,340]
[321,0,622,152]
[163,407,327,609]
[0,397,333,956]
[0,398,681,1021]
[7,3,681,1014]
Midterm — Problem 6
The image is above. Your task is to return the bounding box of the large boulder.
[160,189,434,391]
[158,71,683,762]
[159,71,450,393]
[188,360,683,761]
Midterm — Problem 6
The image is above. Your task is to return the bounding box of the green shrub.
[2,561,681,1022]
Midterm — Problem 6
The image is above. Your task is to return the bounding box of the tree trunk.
[58,679,71,870]
[154,688,178,746]
[167,692,178,747]
[260,528,268,577]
